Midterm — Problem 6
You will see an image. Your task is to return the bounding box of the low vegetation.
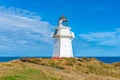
[0,57,120,80]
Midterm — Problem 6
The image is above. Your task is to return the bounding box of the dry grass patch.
[0,57,120,80]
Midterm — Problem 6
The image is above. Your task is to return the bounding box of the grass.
[0,64,61,80]
[3,76,23,80]
[0,58,120,80]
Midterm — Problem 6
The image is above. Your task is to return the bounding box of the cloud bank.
[79,29,120,47]
[0,6,53,52]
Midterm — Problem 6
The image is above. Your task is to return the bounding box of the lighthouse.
[52,15,75,58]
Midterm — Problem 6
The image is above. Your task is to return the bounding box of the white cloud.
[0,6,53,50]
[0,6,41,20]
[79,29,120,47]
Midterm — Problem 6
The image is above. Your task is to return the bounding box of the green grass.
[0,68,61,80]
[3,76,24,80]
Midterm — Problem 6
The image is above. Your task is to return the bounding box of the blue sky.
[0,0,120,57]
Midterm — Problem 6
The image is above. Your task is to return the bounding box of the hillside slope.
[0,58,120,80]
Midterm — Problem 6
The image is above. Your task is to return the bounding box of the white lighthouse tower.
[52,15,75,58]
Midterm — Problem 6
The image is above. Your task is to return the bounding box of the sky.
[0,0,120,57]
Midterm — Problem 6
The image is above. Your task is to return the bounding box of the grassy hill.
[0,57,120,80]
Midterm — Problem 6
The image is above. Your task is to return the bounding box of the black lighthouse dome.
[59,15,68,22]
